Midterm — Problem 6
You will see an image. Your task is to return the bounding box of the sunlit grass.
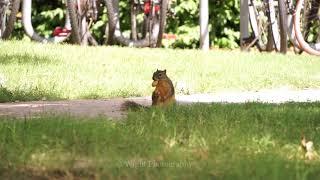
[1,103,320,179]
[0,41,320,102]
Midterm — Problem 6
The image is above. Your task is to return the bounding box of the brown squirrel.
[151,69,175,106]
[121,69,175,110]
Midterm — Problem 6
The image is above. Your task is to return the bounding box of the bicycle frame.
[22,0,71,43]
[294,0,320,55]
[286,0,301,49]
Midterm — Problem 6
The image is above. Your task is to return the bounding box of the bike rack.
[22,0,71,43]
[200,0,209,50]
[240,0,250,50]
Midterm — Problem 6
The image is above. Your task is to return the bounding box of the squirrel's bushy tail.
[121,101,147,111]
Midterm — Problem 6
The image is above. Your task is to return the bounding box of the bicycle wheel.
[156,0,168,47]
[268,0,282,51]
[249,0,286,52]
[287,0,304,53]
[294,0,320,55]
[0,0,20,39]
[269,0,288,53]
[248,0,270,51]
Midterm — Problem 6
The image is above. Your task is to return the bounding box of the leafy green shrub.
[166,0,240,49]
[209,0,240,48]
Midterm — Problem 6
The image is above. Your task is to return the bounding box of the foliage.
[209,0,240,48]
[10,0,240,48]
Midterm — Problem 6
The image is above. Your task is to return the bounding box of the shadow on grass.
[0,167,96,180]
[0,87,62,103]
[2,104,320,179]
[0,53,57,65]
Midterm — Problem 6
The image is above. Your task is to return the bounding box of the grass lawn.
[1,41,320,102]
[1,103,320,179]
[1,41,320,179]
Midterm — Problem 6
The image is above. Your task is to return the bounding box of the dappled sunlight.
[240,135,302,160]
[29,149,96,170]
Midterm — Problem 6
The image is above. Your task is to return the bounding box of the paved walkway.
[177,89,320,103]
[0,89,319,119]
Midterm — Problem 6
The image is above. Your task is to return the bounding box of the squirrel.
[151,69,175,106]
[121,69,175,110]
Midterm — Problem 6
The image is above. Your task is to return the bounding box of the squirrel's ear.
[156,68,159,71]
[164,69,166,73]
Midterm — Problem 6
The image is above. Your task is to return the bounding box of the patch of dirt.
[1,89,320,119]
[0,97,151,119]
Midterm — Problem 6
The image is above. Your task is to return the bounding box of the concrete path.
[0,89,319,119]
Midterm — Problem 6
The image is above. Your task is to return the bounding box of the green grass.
[1,41,320,102]
[1,103,320,179]
[1,40,320,178]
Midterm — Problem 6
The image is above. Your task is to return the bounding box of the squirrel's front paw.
[152,80,158,87]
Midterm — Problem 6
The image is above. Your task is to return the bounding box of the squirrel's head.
[152,69,167,81]
[152,69,167,87]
